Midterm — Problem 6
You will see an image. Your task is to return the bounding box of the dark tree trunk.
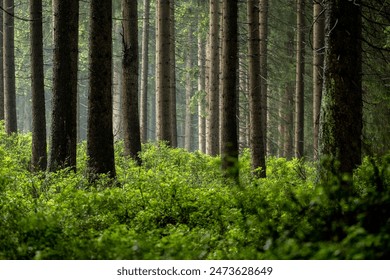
[87,0,116,179]
[48,0,78,171]
[30,0,47,171]
[221,0,239,179]
[248,0,266,177]
[0,7,3,121]
[320,0,362,175]
[122,0,142,164]
[4,0,17,134]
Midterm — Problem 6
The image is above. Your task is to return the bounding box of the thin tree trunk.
[197,33,206,153]
[87,0,116,179]
[169,0,177,147]
[0,7,3,121]
[313,0,325,160]
[4,0,17,134]
[294,0,305,158]
[259,0,269,155]
[140,0,150,143]
[184,24,193,151]
[221,0,239,179]
[48,0,78,172]
[30,0,47,171]
[156,0,172,145]
[248,0,266,177]
[122,0,142,164]
[206,0,220,156]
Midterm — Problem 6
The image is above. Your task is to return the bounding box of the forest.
[0,0,389,259]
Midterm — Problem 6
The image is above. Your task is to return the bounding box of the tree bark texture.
[4,0,17,134]
[48,0,78,171]
[0,7,3,121]
[198,33,206,153]
[122,0,142,164]
[248,0,266,177]
[320,0,363,175]
[87,0,116,178]
[221,0,239,179]
[30,0,47,171]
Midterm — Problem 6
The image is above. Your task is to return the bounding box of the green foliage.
[0,129,389,259]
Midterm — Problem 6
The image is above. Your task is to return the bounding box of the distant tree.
[156,0,173,145]
[184,21,194,151]
[221,0,239,179]
[248,0,266,177]
[3,0,17,134]
[140,0,150,143]
[312,0,325,160]
[30,0,47,171]
[294,0,305,158]
[87,0,116,179]
[169,0,177,147]
[122,0,141,164]
[206,0,220,156]
[320,0,362,176]
[197,31,206,153]
[48,0,78,172]
[0,8,3,121]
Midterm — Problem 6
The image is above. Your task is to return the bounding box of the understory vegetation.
[0,127,389,259]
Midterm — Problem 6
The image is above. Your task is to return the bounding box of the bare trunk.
[197,33,206,153]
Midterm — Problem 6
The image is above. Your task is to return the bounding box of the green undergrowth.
[0,128,389,259]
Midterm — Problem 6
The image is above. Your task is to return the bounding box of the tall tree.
[0,7,3,121]
[221,0,239,179]
[169,0,178,147]
[87,0,116,178]
[30,0,47,171]
[140,0,150,143]
[122,0,141,164]
[3,0,17,134]
[156,0,173,145]
[294,0,305,158]
[248,0,266,177]
[184,21,193,151]
[48,0,78,171]
[197,32,206,153]
[206,0,220,156]
[259,0,269,155]
[320,0,362,175]
[312,0,325,160]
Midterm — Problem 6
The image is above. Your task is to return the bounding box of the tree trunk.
[156,0,173,145]
[4,0,17,134]
[313,0,325,160]
[184,24,193,151]
[248,0,266,177]
[320,0,362,175]
[30,0,47,171]
[169,0,177,147]
[259,0,269,155]
[122,0,142,164]
[140,0,150,143]
[0,7,3,121]
[221,0,239,179]
[294,0,305,158]
[48,0,78,172]
[197,33,206,153]
[206,0,220,156]
[87,0,116,179]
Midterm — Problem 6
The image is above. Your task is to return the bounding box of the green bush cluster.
[0,129,389,259]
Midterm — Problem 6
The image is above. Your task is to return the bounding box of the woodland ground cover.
[0,128,389,259]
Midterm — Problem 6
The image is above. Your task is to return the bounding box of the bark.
[140,0,150,143]
[197,33,206,153]
[294,0,305,158]
[87,0,116,179]
[259,0,269,155]
[320,0,362,175]
[30,0,47,171]
[4,0,17,134]
[184,24,193,151]
[221,0,239,179]
[313,0,325,160]
[169,0,177,147]
[122,0,142,164]
[156,0,172,145]
[0,8,3,121]
[48,0,78,171]
[248,0,266,177]
[206,0,220,156]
